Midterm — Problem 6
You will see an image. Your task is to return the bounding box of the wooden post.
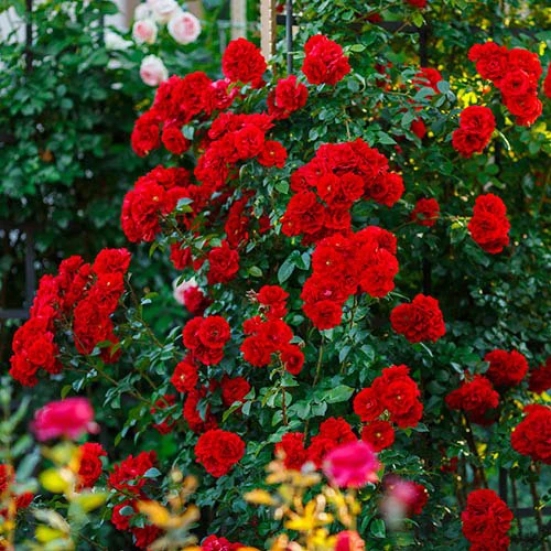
[260,0,276,60]
[230,0,246,40]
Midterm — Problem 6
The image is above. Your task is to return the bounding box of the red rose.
[468,42,509,84]
[511,405,551,464]
[131,110,161,157]
[528,358,551,394]
[183,388,218,433]
[195,429,245,477]
[503,93,542,126]
[484,349,528,388]
[445,375,499,425]
[303,300,343,330]
[461,489,513,549]
[302,34,351,86]
[275,432,308,471]
[257,285,289,319]
[197,316,231,349]
[257,140,288,168]
[207,241,240,285]
[268,75,309,119]
[334,531,366,551]
[452,105,495,157]
[241,335,274,367]
[390,294,446,343]
[108,451,157,495]
[77,442,107,490]
[353,388,384,422]
[171,356,199,393]
[162,124,191,155]
[222,38,267,86]
[361,420,395,452]
[468,193,510,254]
[411,198,440,227]
[280,344,305,375]
[221,375,251,407]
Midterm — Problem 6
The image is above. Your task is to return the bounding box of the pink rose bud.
[323,440,380,488]
[335,531,366,551]
[147,0,178,23]
[140,55,168,87]
[167,11,201,45]
[32,398,98,441]
[132,19,158,45]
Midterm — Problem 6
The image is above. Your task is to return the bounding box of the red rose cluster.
[182,315,231,366]
[511,404,551,464]
[390,293,446,343]
[528,357,551,394]
[484,349,528,388]
[121,165,193,243]
[283,139,403,244]
[451,105,496,158]
[222,37,267,87]
[194,428,245,477]
[410,197,440,227]
[77,442,107,490]
[109,451,162,549]
[354,365,424,452]
[241,285,305,375]
[302,228,399,330]
[469,41,543,126]
[467,193,510,254]
[267,75,309,120]
[302,34,351,86]
[276,417,357,470]
[445,374,499,425]
[131,71,237,157]
[461,489,513,550]
[10,248,131,386]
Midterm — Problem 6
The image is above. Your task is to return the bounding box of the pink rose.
[323,440,380,488]
[140,55,168,87]
[32,398,98,441]
[132,19,157,45]
[167,11,201,45]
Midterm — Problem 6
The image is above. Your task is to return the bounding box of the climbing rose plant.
[4,0,551,549]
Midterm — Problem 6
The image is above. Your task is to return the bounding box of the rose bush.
[2,0,551,549]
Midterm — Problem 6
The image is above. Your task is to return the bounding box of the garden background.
[1,0,551,549]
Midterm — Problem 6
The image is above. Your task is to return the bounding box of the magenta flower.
[323,440,380,488]
[32,398,98,441]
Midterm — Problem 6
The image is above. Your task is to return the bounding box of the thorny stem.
[313,339,325,387]
[462,415,488,489]
[529,463,550,551]
[511,476,523,538]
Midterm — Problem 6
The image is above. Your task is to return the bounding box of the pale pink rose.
[167,11,201,45]
[132,19,158,45]
[172,277,198,305]
[147,0,178,23]
[140,55,168,87]
[134,3,153,20]
[323,440,380,488]
[335,531,366,551]
[32,398,98,441]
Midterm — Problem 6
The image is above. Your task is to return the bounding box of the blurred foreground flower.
[323,441,380,488]
[32,398,97,441]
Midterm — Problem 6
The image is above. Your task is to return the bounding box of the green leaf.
[143,467,162,478]
[370,518,386,538]
[325,385,354,404]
